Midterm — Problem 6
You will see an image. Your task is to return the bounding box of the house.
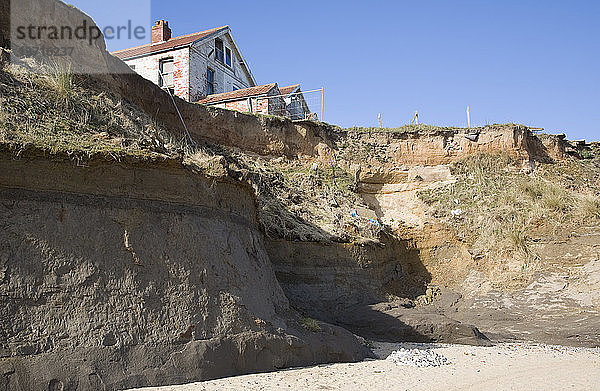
[279,84,313,120]
[111,21,256,102]
[197,83,284,116]
[197,83,314,120]
[112,20,316,120]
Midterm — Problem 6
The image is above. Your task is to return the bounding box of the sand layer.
[130,343,600,391]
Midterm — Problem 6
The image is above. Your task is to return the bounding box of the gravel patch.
[386,347,449,367]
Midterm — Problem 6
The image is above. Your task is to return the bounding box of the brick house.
[197,83,314,119]
[197,83,284,116]
[111,21,256,102]
[279,84,313,120]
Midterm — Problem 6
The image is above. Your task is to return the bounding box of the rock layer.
[0,151,369,390]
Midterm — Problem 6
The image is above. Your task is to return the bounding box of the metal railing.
[260,88,324,121]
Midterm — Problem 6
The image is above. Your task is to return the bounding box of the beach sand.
[129,342,600,391]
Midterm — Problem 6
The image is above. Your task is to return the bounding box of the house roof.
[279,84,300,95]
[197,83,279,104]
[111,26,228,60]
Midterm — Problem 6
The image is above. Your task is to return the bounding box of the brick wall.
[124,47,190,101]
[121,30,254,102]
[210,87,285,116]
[251,87,284,116]
[213,99,251,112]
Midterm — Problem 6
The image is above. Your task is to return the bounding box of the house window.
[129,64,136,71]
[215,39,224,63]
[159,58,174,88]
[225,47,232,67]
[206,67,215,95]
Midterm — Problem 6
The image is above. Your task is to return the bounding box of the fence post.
[321,87,324,122]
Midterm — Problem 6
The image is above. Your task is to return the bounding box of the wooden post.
[378,113,382,128]
[467,106,471,129]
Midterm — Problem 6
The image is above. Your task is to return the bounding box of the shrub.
[580,195,600,219]
[300,317,321,332]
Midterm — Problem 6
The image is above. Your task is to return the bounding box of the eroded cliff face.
[266,233,430,321]
[0,150,369,390]
[338,125,569,168]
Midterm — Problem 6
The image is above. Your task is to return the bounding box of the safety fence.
[261,88,324,121]
[205,88,324,122]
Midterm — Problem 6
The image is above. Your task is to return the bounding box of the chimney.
[152,20,171,44]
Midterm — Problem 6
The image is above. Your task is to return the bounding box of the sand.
[130,343,600,391]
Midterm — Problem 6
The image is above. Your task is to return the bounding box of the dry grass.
[0,63,184,159]
[419,153,600,270]
[45,62,75,106]
[226,152,380,243]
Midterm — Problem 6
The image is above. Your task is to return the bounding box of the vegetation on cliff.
[419,152,600,279]
[0,63,177,159]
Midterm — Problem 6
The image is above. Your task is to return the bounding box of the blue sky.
[72,0,599,140]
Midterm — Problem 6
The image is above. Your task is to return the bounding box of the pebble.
[386,348,449,367]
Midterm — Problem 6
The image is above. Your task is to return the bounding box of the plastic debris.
[450,208,463,217]
[368,219,381,228]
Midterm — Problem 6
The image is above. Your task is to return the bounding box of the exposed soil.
[0,151,370,390]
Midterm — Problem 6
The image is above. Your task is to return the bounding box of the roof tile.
[111,26,227,60]
[279,84,300,95]
[197,83,279,104]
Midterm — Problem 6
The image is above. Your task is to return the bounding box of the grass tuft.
[419,152,600,272]
[300,317,321,332]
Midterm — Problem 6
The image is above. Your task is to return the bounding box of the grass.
[300,317,321,332]
[45,62,75,106]
[581,195,600,219]
[419,152,600,269]
[344,123,524,134]
[0,63,184,159]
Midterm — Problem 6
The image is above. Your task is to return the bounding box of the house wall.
[189,32,254,102]
[123,47,190,101]
[287,95,305,120]
[211,89,283,116]
[122,31,253,102]
[249,88,284,116]
[213,99,251,112]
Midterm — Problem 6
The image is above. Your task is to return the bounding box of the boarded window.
[159,58,174,88]
[225,47,232,67]
[206,67,215,95]
[215,39,224,63]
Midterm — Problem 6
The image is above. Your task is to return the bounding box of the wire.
[157,71,195,146]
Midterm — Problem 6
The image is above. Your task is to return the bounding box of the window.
[129,64,136,71]
[215,39,224,63]
[206,67,215,95]
[159,58,174,88]
[225,47,232,67]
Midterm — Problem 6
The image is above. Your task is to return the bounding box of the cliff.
[2,1,599,389]
[0,147,369,390]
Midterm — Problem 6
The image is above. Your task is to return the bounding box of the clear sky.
[73,0,599,140]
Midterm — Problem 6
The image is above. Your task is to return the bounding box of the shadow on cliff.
[227,181,436,344]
